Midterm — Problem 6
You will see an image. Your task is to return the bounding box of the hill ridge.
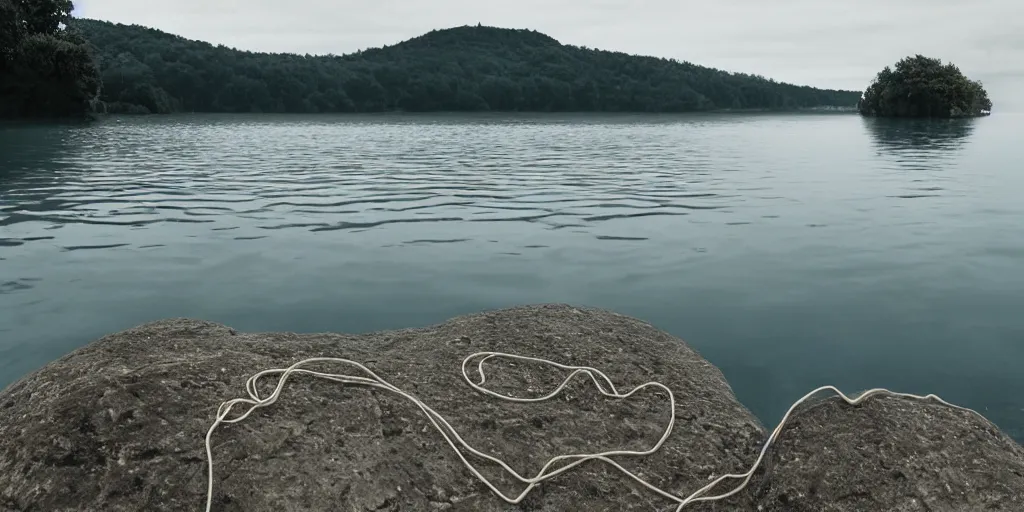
[72,18,861,114]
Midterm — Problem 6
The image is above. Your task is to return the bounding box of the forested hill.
[73,19,862,114]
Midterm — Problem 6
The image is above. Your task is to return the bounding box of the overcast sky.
[76,0,1022,108]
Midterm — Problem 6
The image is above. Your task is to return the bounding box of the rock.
[743,394,1024,511]
[0,305,764,511]
[3,305,1022,511]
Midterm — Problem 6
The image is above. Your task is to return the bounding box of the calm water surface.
[2,113,1022,441]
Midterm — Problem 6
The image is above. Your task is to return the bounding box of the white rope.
[203,352,990,512]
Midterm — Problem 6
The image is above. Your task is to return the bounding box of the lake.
[1,113,1022,442]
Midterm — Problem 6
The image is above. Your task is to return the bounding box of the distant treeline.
[73,19,862,115]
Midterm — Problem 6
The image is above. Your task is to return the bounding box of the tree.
[859,55,992,118]
[17,0,74,34]
[0,0,99,118]
[0,1,25,65]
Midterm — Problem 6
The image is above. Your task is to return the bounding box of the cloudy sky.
[76,0,1022,107]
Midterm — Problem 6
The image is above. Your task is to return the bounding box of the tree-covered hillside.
[73,19,862,114]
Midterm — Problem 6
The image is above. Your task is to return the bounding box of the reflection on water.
[1,126,70,183]
[863,117,976,151]
[862,117,979,179]
[1,113,1023,443]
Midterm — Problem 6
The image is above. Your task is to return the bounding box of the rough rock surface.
[742,394,1024,511]
[1,305,1022,512]
[0,305,764,511]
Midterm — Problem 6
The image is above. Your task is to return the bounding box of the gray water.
[2,113,1022,441]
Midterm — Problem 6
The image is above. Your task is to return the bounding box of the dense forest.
[71,19,862,115]
[0,0,100,118]
[859,55,992,118]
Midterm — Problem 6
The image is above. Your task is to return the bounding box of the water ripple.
[0,281,34,294]
[584,211,690,222]
[404,238,470,245]
[0,117,761,256]
[0,115,994,286]
[63,243,131,251]
[596,235,649,241]
[310,217,465,232]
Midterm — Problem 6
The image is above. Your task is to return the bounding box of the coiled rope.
[204,352,987,512]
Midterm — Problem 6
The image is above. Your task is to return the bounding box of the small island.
[859,55,992,118]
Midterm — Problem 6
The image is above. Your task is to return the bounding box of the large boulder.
[0,305,764,511]
[2,305,1022,511]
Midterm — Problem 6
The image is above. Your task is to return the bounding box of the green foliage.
[17,0,74,34]
[0,1,25,64]
[0,0,99,118]
[73,20,862,114]
[859,55,992,118]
